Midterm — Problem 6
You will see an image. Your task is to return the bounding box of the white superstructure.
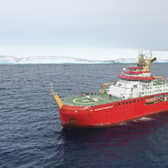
[107,79,168,99]
[106,53,168,99]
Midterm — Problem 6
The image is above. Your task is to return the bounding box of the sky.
[0,0,168,56]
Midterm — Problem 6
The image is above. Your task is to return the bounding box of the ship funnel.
[151,57,157,63]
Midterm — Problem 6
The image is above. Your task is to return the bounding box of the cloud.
[0,0,168,27]
[0,0,168,49]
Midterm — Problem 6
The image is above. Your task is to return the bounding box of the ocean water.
[1,64,168,168]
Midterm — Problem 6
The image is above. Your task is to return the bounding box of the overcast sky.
[0,0,168,56]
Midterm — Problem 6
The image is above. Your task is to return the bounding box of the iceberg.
[0,48,168,64]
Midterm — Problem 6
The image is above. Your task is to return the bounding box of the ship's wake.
[118,117,154,127]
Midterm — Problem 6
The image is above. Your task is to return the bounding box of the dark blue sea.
[1,64,168,168]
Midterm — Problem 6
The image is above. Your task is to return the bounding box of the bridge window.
[133,85,137,88]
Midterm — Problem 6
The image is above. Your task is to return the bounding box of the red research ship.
[52,53,168,128]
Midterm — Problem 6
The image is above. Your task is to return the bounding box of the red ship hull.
[58,93,168,128]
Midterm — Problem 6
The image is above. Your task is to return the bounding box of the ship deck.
[63,93,123,107]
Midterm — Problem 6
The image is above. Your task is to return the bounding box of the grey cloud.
[0,0,168,25]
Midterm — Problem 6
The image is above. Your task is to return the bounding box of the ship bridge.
[107,54,168,99]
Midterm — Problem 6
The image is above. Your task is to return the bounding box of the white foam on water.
[133,117,153,122]
[118,122,128,126]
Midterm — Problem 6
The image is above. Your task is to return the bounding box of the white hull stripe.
[94,106,113,111]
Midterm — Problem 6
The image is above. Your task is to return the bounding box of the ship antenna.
[150,50,152,58]
[50,82,55,94]
[137,48,145,67]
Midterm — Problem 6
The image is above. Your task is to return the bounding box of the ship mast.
[137,50,156,71]
[137,50,145,67]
